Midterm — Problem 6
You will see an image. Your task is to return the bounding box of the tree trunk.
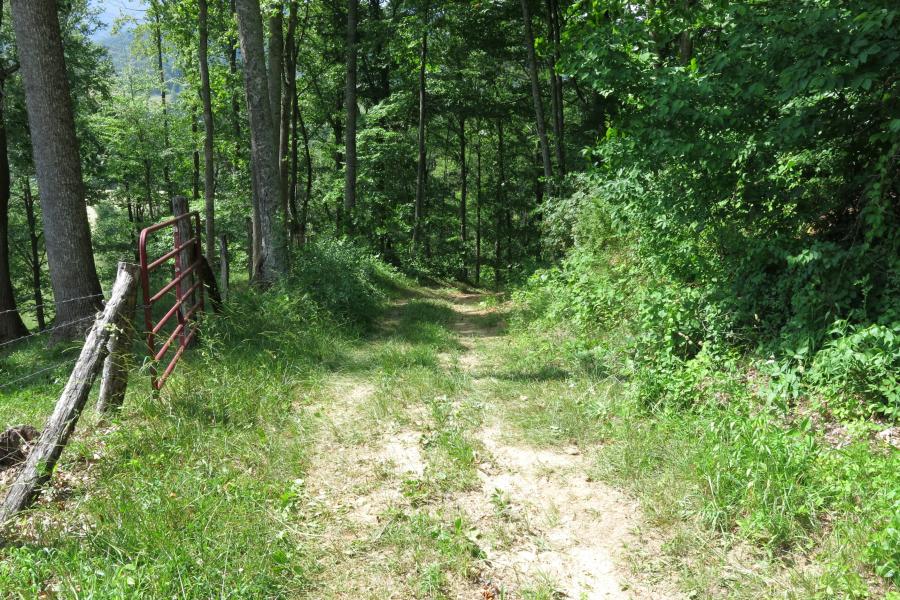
[0,73,27,342]
[22,179,45,331]
[280,0,297,233]
[235,0,288,285]
[288,69,300,241]
[298,106,312,245]
[412,27,427,253]
[520,0,552,181]
[678,0,694,65]
[199,0,216,265]
[475,127,482,286]
[342,0,358,224]
[458,115,467,280]
[228,0,242,154]
[154,9,173,201]
[494,119,505,288]
[368,0,390,102]
[267,4,283,146]
[10,0,103,340]
[545,0,565,175]
[192,111,200,202]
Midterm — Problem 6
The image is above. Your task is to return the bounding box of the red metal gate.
[138,212,205,390]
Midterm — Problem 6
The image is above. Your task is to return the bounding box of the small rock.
[875,427,900,449]
[0,425,39,468]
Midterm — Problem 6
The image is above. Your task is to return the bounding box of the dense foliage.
[513,0,899,594]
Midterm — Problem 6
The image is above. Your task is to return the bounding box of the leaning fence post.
[0,262,138,523]
[219,234,229,301]
[96,263,138,413]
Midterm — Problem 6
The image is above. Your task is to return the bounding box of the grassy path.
[293,287,681,599]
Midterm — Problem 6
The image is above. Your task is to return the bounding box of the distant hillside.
[95,28,134,73]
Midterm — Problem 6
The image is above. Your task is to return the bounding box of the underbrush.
[0,240,404,598]
[510,183,900,597]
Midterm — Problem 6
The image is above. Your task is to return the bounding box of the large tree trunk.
[412,27,427,253]
[0,72,28,342]
[22,179,45,331]
[458,115,467,280]
[342,0,358,225]
[267,4,283,147]
[235,0,288,285]
[520,0,552,181]
[199,0,216,265]
[10,0,103,340]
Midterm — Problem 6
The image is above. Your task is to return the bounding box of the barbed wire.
[0,314,99,351]
[0,357,79,391]
[0,293,106,317]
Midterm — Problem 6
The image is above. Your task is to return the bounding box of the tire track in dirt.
[443,291,683,599]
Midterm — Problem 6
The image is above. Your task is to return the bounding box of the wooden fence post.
[171,196,196,316]
[96,263,139,413]
[219,234,229,301]
[0,262,138,523]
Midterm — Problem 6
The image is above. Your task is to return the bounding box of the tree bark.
[235,0,288,285]
[412,26,428,253]
[10,0,103,340]
[342,0,358,223]
[0,71,28,342]
[22,179,45,331]
[267,4,283,145]
[199,0,216,265]
[520,0,552,181]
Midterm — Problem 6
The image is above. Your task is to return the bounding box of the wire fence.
[1,290,150,393]
[0,292,106,318]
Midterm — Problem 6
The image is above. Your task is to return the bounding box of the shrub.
[809,321,900,419]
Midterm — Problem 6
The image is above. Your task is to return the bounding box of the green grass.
[0,243,406,598]
[493,318,900,599]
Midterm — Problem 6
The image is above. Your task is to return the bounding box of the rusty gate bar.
[138,211,206,390]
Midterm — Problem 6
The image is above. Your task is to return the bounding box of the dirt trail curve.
[298,289,683,599]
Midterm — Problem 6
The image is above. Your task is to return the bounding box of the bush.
[809,321,900,419]
[290,238,400,329]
